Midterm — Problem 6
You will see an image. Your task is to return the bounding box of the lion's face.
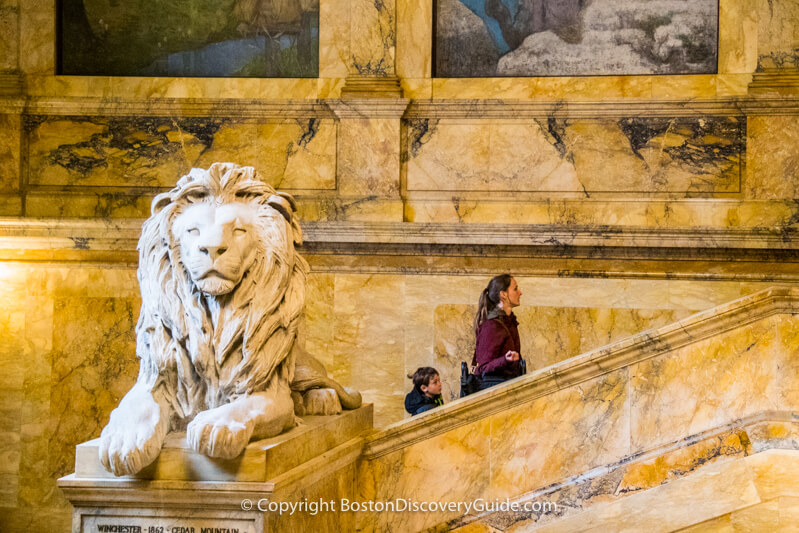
[174,202,259,296]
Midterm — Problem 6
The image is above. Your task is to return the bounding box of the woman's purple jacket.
[474,309,524,379]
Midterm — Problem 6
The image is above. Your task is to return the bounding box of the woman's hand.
[504,350,520,362]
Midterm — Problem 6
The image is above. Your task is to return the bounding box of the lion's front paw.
[99,399,166,476]
[186,407,253,460]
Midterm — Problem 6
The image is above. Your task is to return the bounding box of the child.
[404,367,444,416]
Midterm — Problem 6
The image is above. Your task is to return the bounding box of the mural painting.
[58,0,319,77]
[435,0,718,77]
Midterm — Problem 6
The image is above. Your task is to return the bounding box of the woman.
[473,274,524,390]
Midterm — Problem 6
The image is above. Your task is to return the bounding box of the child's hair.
[408,367,439,389]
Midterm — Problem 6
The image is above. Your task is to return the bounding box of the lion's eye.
[187,228,199,236]
[233,228,247,236]
[186,192,207,203]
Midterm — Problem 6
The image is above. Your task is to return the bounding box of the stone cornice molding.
[12,97,337,118]
[57,475,275,508]
[0,96,24,113]
[362,287,799,458]
[301,221,799,250]
[0,219,797,256]
[3,95,799,118]
[405,96,799,118]
[328,97,411,119]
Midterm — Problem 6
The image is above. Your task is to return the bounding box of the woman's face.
[501,278,522,308]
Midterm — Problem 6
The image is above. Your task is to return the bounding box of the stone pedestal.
[59,406,372,533]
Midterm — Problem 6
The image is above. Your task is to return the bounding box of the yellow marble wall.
[0,0,796,226]
[0,0,798,531]
[298,274,775,425]
[0,264,140,531]
[747,115,799,199]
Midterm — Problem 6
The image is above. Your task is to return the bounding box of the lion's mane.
[135,163,308,426]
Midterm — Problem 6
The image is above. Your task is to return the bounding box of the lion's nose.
[199,245,228,260]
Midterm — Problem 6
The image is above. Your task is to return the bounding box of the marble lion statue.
[99,163,361,476]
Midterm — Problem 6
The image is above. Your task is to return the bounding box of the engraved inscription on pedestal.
[84,515,256,533]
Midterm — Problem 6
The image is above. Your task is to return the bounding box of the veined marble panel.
[756,0,799,70]
[0,265,142,533]
[0,1,19,72]
[718,0,758,74]
[18,0,53,75]
[298,196,405,222]
[25,116,336,191]
[447,419,768,531]
[0,113,20,193]
[338,118,401,197]
[746,115,799,199]
[396,0,431,79]
[270,462,358,533]
[0,264,25,507]
[405,117,744,195]
[428,75,744,99]
[488,369,630,500]
[332,274,406,425]
[299,273,336,371]
[358,418,491,532]
[318,0,350,78]
[350,0,396,75]
[257,119,337,190]
[24,192,155,220]
[630,315,782,452]
[48,297,139,487]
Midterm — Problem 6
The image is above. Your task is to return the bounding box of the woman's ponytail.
[474,287,490,336]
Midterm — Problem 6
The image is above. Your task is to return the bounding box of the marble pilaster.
[349,0,396,76]
[0,0,18,74]
[748,0,799,94]
[330,100,408,221]
[0,113,21,215]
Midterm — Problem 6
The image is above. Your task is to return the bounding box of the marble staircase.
[356,286,799,532]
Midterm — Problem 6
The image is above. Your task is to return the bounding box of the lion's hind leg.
[186,380,295,460]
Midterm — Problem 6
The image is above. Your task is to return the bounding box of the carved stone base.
[58,478,266,533]
[0,73,22,96]
[748,70,799,95]
[59,406,373,532]
[340,76,403,99]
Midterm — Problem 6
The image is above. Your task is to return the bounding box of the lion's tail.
[292,376,362,410]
